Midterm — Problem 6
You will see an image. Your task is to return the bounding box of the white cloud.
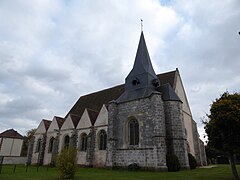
[0,0,239,141]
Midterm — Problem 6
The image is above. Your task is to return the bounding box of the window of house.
[129,119,139,145]
[80,133,87,151]
[48,137,54,153]
[36,138,41,153]
[64,135,70,149]
[99,130,107,150]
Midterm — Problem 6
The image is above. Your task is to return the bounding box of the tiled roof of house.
[0,129,23,139]
[65,70,176,120]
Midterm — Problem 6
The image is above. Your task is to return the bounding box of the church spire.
[127,32,158,80]
[116,32,160,103]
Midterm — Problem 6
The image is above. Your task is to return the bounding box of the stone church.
[27,32,207,170]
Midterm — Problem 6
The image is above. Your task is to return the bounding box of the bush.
[128,163,139,171]
[166,154,181,172]
[188,153,197,169]
[56,147,77,179]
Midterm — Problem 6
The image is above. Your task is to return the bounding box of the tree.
[21,128,36,156]
[204,92,240,180]
[56,147,77,179]
[205,144,219,164]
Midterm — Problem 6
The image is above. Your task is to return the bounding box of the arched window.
[99,130,107,150]
[80,133,87,151]
[64,135,70,149]
[36,138,41,153]
[129,119,139,145]
[48,137,54,153]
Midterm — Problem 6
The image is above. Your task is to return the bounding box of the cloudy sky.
[0,0,239,141]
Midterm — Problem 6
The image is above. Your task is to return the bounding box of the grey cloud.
[0,0,239,138]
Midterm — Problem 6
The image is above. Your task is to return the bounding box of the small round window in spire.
[132,78,140,86]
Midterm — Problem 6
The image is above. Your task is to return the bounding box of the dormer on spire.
[117,32,160,103]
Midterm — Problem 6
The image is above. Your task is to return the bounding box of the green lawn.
[0,164,239,180]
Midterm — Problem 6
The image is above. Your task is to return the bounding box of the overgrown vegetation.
[56,147,77,179]
[166,154,181,172]
[188,153,197,169]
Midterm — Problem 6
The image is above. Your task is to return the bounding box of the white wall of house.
[43,117,61,165]
[31,134,43,164]
[32,120,48,164]
[0,138,23,156]
[174,71,195,156]
[43,131,58,165]
[59,115,75,152]
[93,105,108,167]
[76,109,92,165]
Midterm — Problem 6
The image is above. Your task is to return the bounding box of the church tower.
[106,32,168,170]
[106,32,189,170]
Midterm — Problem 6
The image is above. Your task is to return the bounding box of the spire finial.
[141,19,143,32]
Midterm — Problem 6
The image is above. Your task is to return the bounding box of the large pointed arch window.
[36,138,41,153]
[48,137,54,153]
[80,133,87,151]
[99,130,107,150]
[64,135,70,149]
[129,119,139,145]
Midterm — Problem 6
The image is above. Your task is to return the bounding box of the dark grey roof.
[66,70,177,119]
[70,114,81,128]
[87,109,99,125]
[0,129,23,139]
[55,116,65,129]
[126,32,158,81]
[43,119,52,131]
[158,83,181,102]
[117,32,160,103]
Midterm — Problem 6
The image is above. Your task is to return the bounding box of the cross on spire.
[141,19,143,32]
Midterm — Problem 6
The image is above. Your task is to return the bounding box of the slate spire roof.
[127,32,158,81]
[117,32,160,103]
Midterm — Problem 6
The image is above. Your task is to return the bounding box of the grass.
[0,164,239,180]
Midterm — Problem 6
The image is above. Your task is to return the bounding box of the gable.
[35,120,47,134]
[94,105,108,126]
[47,118,59,132]
[61,115,75,130]
[173,70,192,115]
[76,109,92,129]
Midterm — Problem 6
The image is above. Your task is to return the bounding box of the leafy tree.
[56,147,77,179]
[204,92,240,180]
[205,144,219,164]
[21,128,36,156]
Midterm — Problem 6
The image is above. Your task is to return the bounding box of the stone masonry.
[106,93,168,170]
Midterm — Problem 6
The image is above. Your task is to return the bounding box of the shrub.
[56,147,77,179]
[166,154,181,172]
[188,153,197,169]
[128,163,139,171]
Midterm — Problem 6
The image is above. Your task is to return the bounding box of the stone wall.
[2,156,27,164]
[199,139,207,166]
[164,101,189,168]
[192,121,202,165]
[107,93,167,170]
